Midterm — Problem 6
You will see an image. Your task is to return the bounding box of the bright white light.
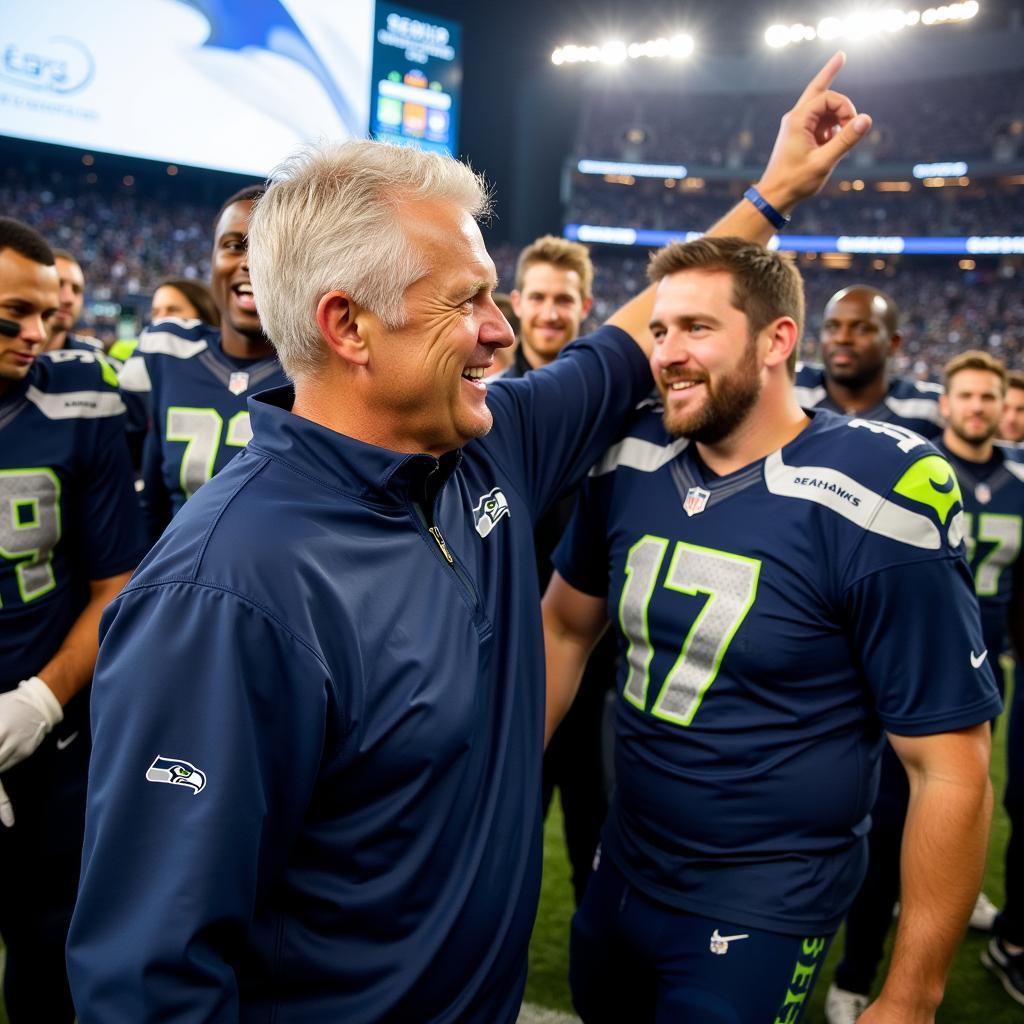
[964,0,979,16]
[789,22,808,41]
[906,8,921,23]
[817,16,843,39]
[669,34,694,57]
[601,40,627,63]
[765,24,791,47]
[551,48,564,64]
[845,11,873,39]
[922,8,938,23]
[804,25,818,38]
[880,8,907,30]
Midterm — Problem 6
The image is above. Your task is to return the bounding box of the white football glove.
[0,779,11,828]
[0,676,63,775]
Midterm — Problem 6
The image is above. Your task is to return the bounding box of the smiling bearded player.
[118,186,289,539]
[543,237,1000,1024]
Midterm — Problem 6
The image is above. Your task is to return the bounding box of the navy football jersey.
[119,319,288,536]
[0,350,148,689]
[936,439,1024,658]
[555,407,1000,934]
[794,363,944,438]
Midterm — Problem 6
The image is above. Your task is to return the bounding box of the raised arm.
[608,50,871,351]
[543,571,609,745]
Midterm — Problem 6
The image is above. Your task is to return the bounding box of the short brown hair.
[943,350,1007,393]
[1006,369,1024,393]
[514,235,593,301]
[647,236,805,376]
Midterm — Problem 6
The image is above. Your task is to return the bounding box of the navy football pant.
[996,661,1024,946]
[0,693,89,1024]
[570,854,833,1023]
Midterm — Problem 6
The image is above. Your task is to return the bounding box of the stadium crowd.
[577,68,1024,167]
[3,48,1024,1024]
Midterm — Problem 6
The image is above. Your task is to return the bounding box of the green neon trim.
[0,467,62,606]
[618,534,669,712]
[166,406,223,499]
[892,454,962,525]
[225,410,253,448]
[652,542,761,727]
[974,512,1023,597]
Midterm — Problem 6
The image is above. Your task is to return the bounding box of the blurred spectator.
[45,250,101,353]
[150,278,220,327]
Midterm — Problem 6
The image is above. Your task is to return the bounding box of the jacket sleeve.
[484,325,652,521]
[67,581,333,1024]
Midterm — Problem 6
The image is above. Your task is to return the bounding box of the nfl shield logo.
[228,372,250,396]
[683,486,710,517]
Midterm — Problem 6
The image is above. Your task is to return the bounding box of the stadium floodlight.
[552,32,695,66]
[913,161,968,178]
[578,159,688,179]
[763,3,979,47]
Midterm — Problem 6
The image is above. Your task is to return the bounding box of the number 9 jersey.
[0,351,148,689]
[119,319,289,539]
[554,406,1002,936]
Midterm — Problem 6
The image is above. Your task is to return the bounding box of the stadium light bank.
[552,34,695,66]
[764,1,979,48]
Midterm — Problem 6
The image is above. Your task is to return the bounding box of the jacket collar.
[247,385,462,504]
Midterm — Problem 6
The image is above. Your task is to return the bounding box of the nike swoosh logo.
[56,732,80,751]
[931,474,955,494]
[711,929,750,943]
[971,650,988,669]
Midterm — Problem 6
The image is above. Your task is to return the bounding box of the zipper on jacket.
[428,525,454,564]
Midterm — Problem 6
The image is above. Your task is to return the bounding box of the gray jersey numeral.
[0,469,62,606]
[166,407,251,498]
[964,512,1022,596]
[619,535,760,726]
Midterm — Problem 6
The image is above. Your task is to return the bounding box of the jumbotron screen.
[0,0,461,176]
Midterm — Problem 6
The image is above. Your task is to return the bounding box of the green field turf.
[1,677,1016,1023]
[526,669,1020,1022]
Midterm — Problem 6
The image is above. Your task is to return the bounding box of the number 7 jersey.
[119,320,288,538]
[554,406,1001,935]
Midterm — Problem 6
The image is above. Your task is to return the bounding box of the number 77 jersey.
[554,406,1002,936]
[121,320,288,538]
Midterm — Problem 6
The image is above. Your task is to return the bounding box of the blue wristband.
[743,186,790,230]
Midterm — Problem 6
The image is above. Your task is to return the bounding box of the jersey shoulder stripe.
[26,385,125,420]
[139,319,214,360]
[118,354,152,394]
[768,413,964,552]
[590,435,689,477]
[883,393,944,427]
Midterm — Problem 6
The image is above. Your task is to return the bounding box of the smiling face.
[0,248,59,394]
[942,368,1003,448]
[210,200,263,346]
[649,269,763,443]
[511,262,591,368]
[357,199,515,456]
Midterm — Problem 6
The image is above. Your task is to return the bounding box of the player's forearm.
[877,759,992,1015]
[36,572,132,705]
[543,610,600,746]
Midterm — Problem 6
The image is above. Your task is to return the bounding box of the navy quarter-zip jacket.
[67,326,651,1023]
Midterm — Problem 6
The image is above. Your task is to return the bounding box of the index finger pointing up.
[797,50,847,104]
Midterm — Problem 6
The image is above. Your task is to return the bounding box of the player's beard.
[949,416,999,449]
[662,336,762,444]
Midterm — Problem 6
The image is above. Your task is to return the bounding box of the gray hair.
[248,140,491,378]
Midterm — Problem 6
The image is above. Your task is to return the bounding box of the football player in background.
[0,218,146,1022]
[44,249,102,354]
[506,235,616,906]
[795,285,943,438]
[931,352,1024,1008]
[119,186,289,539]
[1000,370,1024,445]
[544,237,998,1023]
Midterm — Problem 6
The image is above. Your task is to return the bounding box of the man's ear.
[317,291,368,367]
[762,316,799,372]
